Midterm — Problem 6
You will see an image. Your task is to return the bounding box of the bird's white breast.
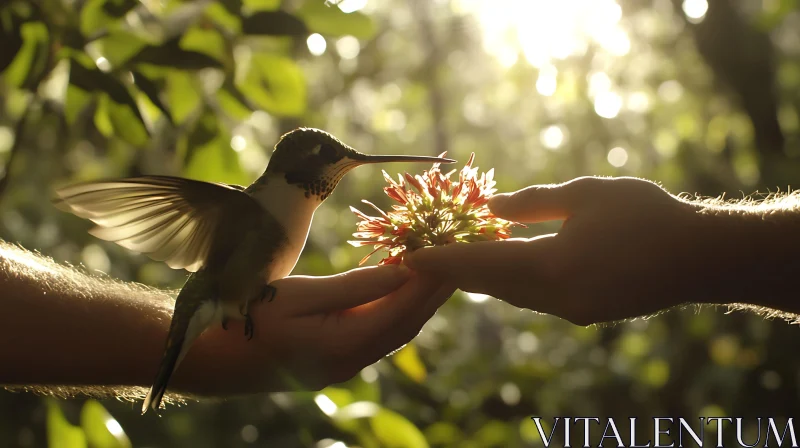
[247,175,322,281]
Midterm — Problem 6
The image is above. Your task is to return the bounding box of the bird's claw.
[221,317,229,331]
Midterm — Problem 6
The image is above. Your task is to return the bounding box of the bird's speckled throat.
[284,158,360,200]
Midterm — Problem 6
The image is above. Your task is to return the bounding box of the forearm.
[685,193,800,314]
[0,241,174,390]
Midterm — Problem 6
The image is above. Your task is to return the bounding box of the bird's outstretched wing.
[54,175,256,272]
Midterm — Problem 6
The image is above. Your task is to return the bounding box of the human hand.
[174,265,454,395]
[405,176,714,326]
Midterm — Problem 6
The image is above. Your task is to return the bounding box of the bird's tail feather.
[142,338,183,414]
[142,297,220,414]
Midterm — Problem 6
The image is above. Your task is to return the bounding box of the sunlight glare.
[594,91,622,118]
[607,147,629,167]
[597,28,631,56]
[540,125,565,150]
[307,33,327,56]
[536,65,558,96]
[682,0,708,22]
[0,246,54,274]
[464,0,629,69]
[588,72,612,97]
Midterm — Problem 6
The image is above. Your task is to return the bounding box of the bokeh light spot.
[337,0,368,13]
[230,135,246,152]
[540,125,565,150]
[594,91,623,118]
[500,383,521,405]
[517,331,540,353]
[360,366,378,383]
[307,33,327,56]
[95,57,111,72]
[658,80,684,103]
[240,425,258,443]
[314,394,338,416]
[466,292,490,303]
[607,147,628,167]
[104,418,124,438]
[536,65,558,96]
[682,0,708,22]
[336,36,361,59]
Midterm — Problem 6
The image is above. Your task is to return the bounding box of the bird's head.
[263,128,455,200]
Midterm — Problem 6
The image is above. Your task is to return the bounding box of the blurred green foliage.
[2,0,800,446]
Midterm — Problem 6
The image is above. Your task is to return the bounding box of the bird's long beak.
[349,153,456,165]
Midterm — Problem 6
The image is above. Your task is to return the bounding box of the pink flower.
[348,153,522,266]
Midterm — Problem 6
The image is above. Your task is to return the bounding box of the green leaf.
[392,343,427,383]
[243,0,281,12]
[424,422,462,446]
[130,38,224,70]
[167,71,201,124]
[80,400,132,448]
[370,408,429,448]
[102,0,139,18]
[217,82,254,120]
[106,94,149,146]
[183,111,249,185]
[47,400,87,448]
[3,21,49,89]
[184,138,249,186]
[218,0,243,15]
[242,11,308,36]
[321,387,355,407]
[239,53,306,117]
[757,0,798,30]
[474,420,511,447]
[180,28,227,64]
[0,10,24,73]
[69,58,148,133]
[95,31,148,68]
[94,95,114,137]
[296,0,375,39]
[206,2,242,33]
[132,70,172,123]
[80,0,117,36]
[65,84,93,125]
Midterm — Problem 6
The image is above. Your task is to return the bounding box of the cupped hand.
[405,176,712,326]
[176,265,454,395]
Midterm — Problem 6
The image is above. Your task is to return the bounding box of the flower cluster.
[349,153,520,265]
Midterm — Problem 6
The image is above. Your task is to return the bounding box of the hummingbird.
[53,128,455,414]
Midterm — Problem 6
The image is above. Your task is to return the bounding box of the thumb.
[488,176,605,223]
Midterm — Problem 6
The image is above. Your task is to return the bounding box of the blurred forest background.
[2,0,800,446]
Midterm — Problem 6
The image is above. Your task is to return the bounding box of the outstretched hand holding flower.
[349,153,521,265]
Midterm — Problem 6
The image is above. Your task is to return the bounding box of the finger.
[489,176,606,223]
[339,273,451,367]
[269,265,411,316]
[404,235,558,288]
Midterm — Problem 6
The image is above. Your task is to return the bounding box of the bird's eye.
[319,143,337,160]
